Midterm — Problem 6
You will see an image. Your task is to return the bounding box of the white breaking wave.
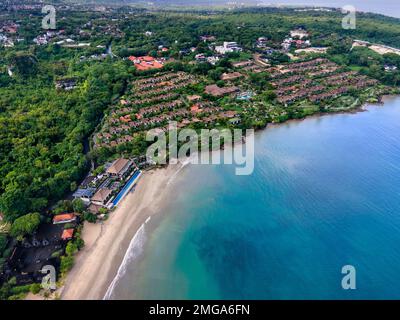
[103,217,151,300]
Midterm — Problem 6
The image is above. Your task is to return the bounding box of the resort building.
[205,84,239,97]
[53,213,77,225]
[80,175,96,187]
[106,158,134,179]
[295,47,328,54]
[88,203,103,215]
[128,56,164,71]
[281,38,292,51]
[195,53,206,62]
[91,187,113,207]
[215,42,242,55]
[72,188,96,204]
[207,56,220,65]
[256,37,269,48]
[385,64,398,72]
[201,35,216,42]
[61,229,74,241]
[237,91,255,101]
[55,78,77,91]
[290,28,309,39]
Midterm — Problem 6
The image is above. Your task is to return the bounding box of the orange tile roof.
[53,213,76,223]
[120,115,131,122]
[128,56,164,71]
[61,228,74,241]
[191,104,202,113]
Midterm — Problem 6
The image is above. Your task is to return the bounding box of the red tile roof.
[142,56,155,62]
[128,56,164,71]
[61,228,74,241]
[53,213,76,224]
[191,104,202,113]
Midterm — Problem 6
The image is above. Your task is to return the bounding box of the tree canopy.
[10,213,41,238]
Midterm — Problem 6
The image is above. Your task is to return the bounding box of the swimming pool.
[112,170,141,207]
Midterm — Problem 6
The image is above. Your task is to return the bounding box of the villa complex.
[269,58,379,104]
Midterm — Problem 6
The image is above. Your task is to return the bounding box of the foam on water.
[103,217,151,300]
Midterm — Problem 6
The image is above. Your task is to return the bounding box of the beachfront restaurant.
[91,187,113,207]
[106,158,134,180]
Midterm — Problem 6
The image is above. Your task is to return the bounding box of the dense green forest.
[109,8,400,52]
[0,48,131,222]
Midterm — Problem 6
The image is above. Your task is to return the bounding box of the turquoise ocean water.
[107,97,400,299]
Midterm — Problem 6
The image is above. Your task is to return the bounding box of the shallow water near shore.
[107,96,400,299]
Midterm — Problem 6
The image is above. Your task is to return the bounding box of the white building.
[215,42,242,55]
[385,65,398,72]
[195,53,206,62]
[33,36,48,45]
[207,56,220,65]
[56,38,74,45]
[290,29,309,39]
[281,38,292,51]
[256,37,268,48]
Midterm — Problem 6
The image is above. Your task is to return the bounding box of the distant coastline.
[121,0,400,19]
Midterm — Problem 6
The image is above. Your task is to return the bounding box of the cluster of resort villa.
[94,53,382,150]
[95,71,246,149]
[268,58,379,105]
[91,29,386,151]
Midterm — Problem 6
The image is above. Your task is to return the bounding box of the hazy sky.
[260,0,400,18]
[150,0,400,18]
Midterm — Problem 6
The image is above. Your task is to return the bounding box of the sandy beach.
[60,164,183,300]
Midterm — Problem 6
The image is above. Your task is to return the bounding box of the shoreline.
[59,164,185,300]
[267,93,399,128]
[58,93,399,300]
